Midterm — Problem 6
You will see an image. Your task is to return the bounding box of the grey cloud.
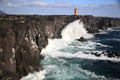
[6,1,97,8]
[99,3,120,7]
[77,4,97,8]
[6,1,120,9]
[6,1,73,8]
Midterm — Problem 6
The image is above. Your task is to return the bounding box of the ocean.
[21,20,120,80]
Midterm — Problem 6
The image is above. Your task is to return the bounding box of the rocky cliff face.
[0,14,120,79]
[0,15,48,79]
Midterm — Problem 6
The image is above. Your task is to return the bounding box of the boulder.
[76,37,87,42]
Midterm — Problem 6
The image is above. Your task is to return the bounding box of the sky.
[0,0,120,18]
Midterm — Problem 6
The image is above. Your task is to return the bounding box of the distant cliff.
[0,11,5,14]
[0,14,120,79]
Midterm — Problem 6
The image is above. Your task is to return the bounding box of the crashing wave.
[61,20,93,41]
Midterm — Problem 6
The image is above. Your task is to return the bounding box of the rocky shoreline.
[0,14,120,79]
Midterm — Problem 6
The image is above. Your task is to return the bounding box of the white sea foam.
[22,20,120,80]
[73,51,120,61]
[61,20,93,41]
[98,28,113,33]
[97,27,120,35]
[42,40,120,61]
[20,70,46,80]
[96,31,108,34]
[104,38,120,41]
[43,63,107,80]
[41,20,120,62]
[41,39,117,62]
[107,28,114,31]
[41,20,95,55]
[96,43,112,48]
[42,50,120,62]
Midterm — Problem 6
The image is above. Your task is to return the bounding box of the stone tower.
[74,8,78,15]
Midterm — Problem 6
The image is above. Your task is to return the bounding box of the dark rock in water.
[107,53,115,58]
[40,55,45,60]
[90,52,101,57]
[106,51,120,58]
[76,37,87,42]
[96,44,101,47]
[0,14,120,79]
[84,51,120,58]
[94,52,101,57]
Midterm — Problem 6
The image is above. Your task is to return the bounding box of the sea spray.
[61,20,93,41]
[41,20,109,80]
[21,19,91,80]
[41,20,120,80]
[20,70,46,80]
[41,20,118,61]
[21,20,120,80]
[41,20,94,57]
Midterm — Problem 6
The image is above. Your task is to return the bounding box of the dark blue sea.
[21,20,120,80]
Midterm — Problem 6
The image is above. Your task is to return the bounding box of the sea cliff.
[0,14,120,79]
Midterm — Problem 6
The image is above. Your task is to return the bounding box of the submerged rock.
[85,51,120,58]
[106,51,120,58]
[93,52,101,57]
[76,37,87,42]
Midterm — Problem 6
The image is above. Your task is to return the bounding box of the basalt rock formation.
[76,37,87,42]
[0,14,120,79]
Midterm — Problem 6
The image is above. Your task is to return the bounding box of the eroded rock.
[76,37,87,42]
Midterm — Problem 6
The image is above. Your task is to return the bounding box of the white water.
[41,20,93,54]
[61,20,93,41]
[41,20,120,61]
[21,20,120,80]
[20,70,46,80]
[41,40,120,62]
